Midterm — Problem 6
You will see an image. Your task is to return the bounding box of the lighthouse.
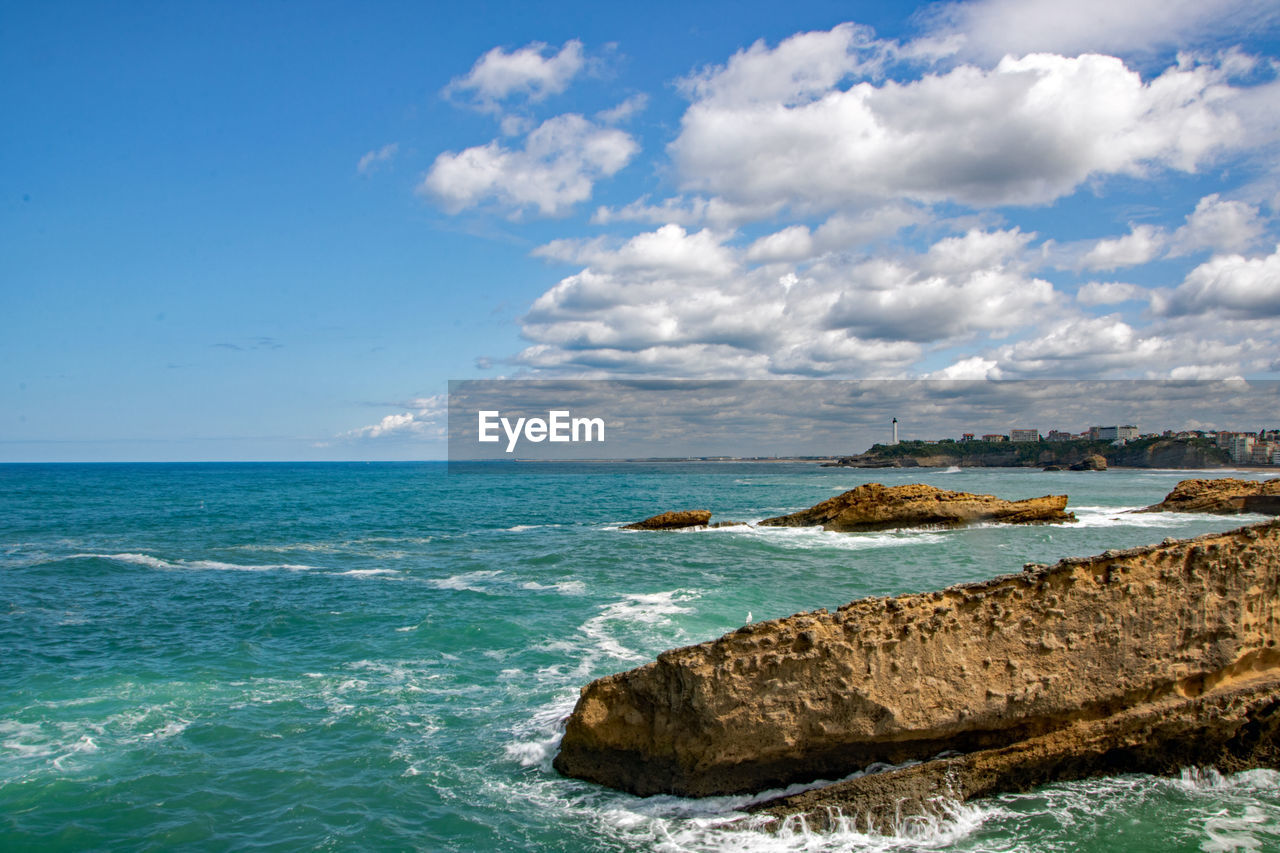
[892,417,899,445]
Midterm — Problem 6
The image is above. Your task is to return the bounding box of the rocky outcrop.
[749,676,1280,832]
[621,510,713,530]
[1068,454,1107,471]
[554,520,1280,799]
[756,483,1073,532]
[1140,478,1280,515]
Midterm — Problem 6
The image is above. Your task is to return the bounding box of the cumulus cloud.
[1157,243,1280,317]
[518,227,1057,376]
[1079,224,1166,271]
[1168,193,1266,256]
[342,395,446,441]
[1076,281,1149,305]
[420,114,638,216]
[671,44,1246,212]
[925,0,1277,63]
[357,143,399,175]
[444,39,585,109]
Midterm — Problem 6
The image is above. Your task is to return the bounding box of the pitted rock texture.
[756,483,1073,532]
[554,521,1280,797]
[621,510,713,530]
[1140,478,1280,515]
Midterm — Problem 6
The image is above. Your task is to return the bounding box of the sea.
[3,461,1280,852]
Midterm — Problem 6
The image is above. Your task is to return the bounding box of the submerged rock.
[621,510,713,530]
[1140,478,1280,515]
[755,483,1072,532]
[554,520,1280,801]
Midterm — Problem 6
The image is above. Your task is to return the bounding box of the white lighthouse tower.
[892,417,899,445]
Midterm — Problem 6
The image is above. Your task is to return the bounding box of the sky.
[3,0,1280,461]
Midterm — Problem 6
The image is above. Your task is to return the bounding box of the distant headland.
[825,426,1280,470]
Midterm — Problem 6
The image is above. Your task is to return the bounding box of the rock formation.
[1068,454,1107,471]
[748,675,1280,832]
[554,520,1280,802]
[756,483,1073,532]
[1140,478,1280,515]
[621,510,713,530]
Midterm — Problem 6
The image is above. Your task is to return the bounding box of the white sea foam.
[941,466,963,474]
[67,552,313,572]
[1068,506,1275,529]
[520,579,587,595]
[426,569,504,592]
[577,589,701,665]
[737,526,944,552]
[335,568,402,578]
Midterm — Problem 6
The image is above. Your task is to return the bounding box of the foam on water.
[66,552,314,572]
[1069,506,1275,529]
[521,579,588,595]
[426,569,504,591]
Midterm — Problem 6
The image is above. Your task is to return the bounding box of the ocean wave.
[335,568,403,578]
[66,552,314,572]
[735,526,945,552]
[521,580,587,595]
[1068,507,1275,529]
[426,569,504,592]
[577,589,701,665]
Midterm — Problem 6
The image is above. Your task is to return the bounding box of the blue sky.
[3,0,1279,461]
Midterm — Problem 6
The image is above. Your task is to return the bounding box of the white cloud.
[822,230,1056,342]
[925,0,1277,63]
[518,226,1057,376]
[342,395,446,441]
[357,143,399,175]
[925,356,1002,380]
[1158,243,1280,317]
[745,225,814,263]
[534,224,736,277]
[1079,224,1166,271]
[671,45,1246,212]
[1168,193,1266,256]
[421,114,638,216]
[1076,281,1149,305]
[596,94,649,125]
[679,23,887,107]
[445,40,585,109]
[591,195,783,228]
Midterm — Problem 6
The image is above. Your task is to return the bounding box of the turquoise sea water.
[3,461,1280,852]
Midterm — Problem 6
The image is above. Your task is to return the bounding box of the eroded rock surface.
[621,510,713,530]
[554,520,1280,798]
[748,676,1280,832]
[756,483,1072,532]
[1141,478,1280,515]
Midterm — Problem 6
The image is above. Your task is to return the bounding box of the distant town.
[881,425,1280,466]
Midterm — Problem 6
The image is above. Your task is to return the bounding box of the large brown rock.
[1069,453,1107,471]
[756,482,1073,532]
[1140,477,1280,514]
[749,676,1280,832]
[553,520,1280,798]
[621,510,713,530]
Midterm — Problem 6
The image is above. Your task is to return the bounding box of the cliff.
[554,520,1280,799]
[1140,478,1280,515]
[756,483,1072,532]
